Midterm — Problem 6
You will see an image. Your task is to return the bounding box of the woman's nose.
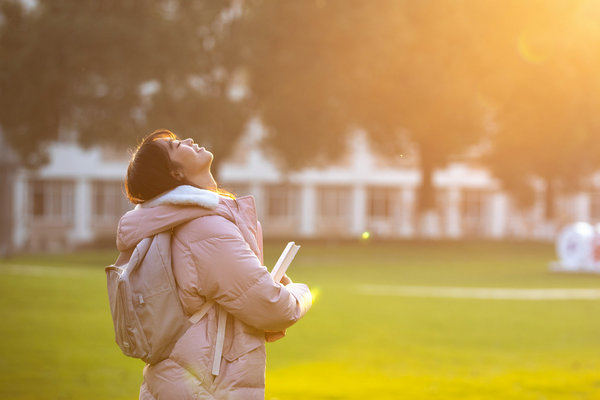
[183,138,194,145]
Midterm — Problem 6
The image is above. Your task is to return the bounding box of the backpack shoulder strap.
[189,300,215,324]
[187,300,226,376]
[121,236,153,278]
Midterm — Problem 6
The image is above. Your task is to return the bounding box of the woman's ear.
[170,168,185,182]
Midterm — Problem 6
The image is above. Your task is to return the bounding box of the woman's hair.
[125,129,235,204]
[125,129,181,204]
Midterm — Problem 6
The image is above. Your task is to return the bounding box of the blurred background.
[1,0,600,252]
[1,1,600,399]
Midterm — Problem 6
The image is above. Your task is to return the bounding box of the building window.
[265,185,299,219]
[92,181,131,219]
[32,184,44,217]
[317,186,351,219]
[368,187,395,219]
[29,180,74,222]
[463,189,484,220]
[462,188,489,236]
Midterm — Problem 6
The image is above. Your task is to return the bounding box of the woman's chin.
[205,151,214,165]
[204,152,214,170]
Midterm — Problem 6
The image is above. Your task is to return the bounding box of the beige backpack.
[106,231,206,364]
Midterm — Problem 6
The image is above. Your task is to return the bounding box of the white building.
[8,125,600,251]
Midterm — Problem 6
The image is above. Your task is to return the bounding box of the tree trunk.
[416,152,440,237]
[418,155,436,215]
[544,178,556,221]
[0,161,15,258]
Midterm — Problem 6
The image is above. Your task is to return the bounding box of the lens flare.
[516,32,548,64]
[361,231,371,240]
[310,286,321,304]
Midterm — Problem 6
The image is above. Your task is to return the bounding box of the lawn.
[1,240,600,399]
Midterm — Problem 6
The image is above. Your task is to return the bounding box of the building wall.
[12,143,132,251]
[10,140,600,251]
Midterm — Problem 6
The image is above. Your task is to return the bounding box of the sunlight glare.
[310,287,321,305]
[516,32,548,64]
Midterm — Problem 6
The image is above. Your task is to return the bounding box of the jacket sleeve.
[185,216,312,332]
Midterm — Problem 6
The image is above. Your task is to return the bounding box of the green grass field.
[1,240,600,399]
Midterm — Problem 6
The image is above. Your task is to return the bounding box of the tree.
[345,1,488,214]
[228,0,359,170]
[232,0,488,218]
[0,0,247,171]
[235,0,600,226]
[479,0,600,220]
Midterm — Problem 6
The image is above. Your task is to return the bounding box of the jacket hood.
[116,185,243,251]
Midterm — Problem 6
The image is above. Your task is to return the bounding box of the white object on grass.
[554,222,598,272]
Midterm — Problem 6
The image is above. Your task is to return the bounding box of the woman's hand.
[265,329,286,342]
[265,274,292,341]
[279,274,292,286]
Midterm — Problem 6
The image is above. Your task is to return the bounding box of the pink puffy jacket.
[116,189,312,399]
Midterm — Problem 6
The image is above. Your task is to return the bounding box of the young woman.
[117,130,312,399]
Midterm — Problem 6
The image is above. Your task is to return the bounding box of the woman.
[116,130,312,399]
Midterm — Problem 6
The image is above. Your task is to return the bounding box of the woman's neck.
[186,170,217,191]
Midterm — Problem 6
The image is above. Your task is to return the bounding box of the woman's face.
[158,137,213,180]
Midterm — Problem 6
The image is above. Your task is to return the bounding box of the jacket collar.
[137,185,220,210]
[118,186,260,253]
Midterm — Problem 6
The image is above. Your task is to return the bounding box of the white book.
[271,241,301,282]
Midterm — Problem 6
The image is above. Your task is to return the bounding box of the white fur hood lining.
[137,185,220,210]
